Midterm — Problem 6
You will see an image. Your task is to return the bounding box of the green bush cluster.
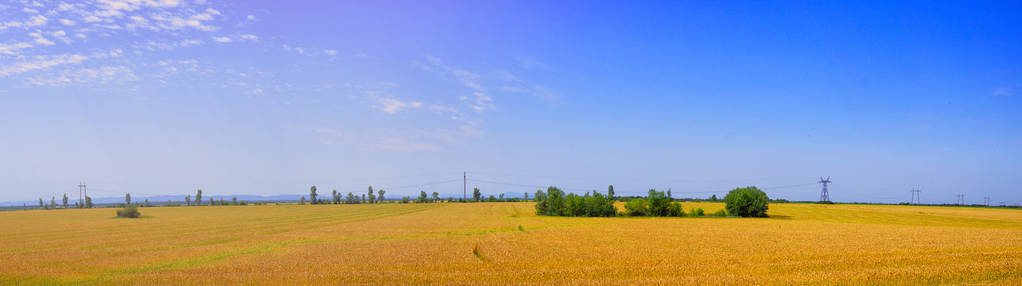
[724,186,769,217]
[624,189,688,217]
[534,187,616,217]
[116,206,141,218]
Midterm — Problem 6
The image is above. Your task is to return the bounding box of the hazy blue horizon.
[2,0,1020,205]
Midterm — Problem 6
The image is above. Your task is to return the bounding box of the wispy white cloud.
[413,56,496,113]
[240,34,258,42]
[0,42,33,55]
[212,36,232,43]
[375,97,423,114]
[495,70,562,104]
[324,49,337,56]
[0,54,88,76]
[25,65,137,86]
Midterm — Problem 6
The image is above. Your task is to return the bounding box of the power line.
[380,179,462,191]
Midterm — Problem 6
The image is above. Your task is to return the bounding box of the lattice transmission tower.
[818,176,831,202]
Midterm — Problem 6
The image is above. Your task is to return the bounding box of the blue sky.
[1,0,1020,205]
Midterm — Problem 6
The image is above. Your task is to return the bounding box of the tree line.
[534,185,769,218]
[37,193,93,209]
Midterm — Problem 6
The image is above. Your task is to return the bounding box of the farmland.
[1,202,1020,285]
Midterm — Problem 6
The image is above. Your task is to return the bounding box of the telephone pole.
[984,196,990,206]
[911,188,921,204]
[463,172,466,201]
[956,194,964,205]
[818,177,831,202]
[78,181,87,207]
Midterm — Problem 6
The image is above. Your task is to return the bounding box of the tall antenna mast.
[818,176,831,202]
[911,188,921,204]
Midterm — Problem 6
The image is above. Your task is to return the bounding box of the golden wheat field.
[0,202,1020,285]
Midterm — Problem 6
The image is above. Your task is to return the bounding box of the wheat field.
[0,202,1019,285]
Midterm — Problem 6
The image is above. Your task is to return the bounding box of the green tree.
[232,196,237,205]
[39,198,44,209]
[724,186,769,217]
[300,196,306,205]
[209,197,214,206]
[710,194,718,201]
[125,193,131,206]
[646,189,673,216]
[472,188,482,202]
[624,199,649,216]
[608,185,615,200]
[50,197,56,209]
[62,193,68,208]
[332,190,340,204]
[378,189,385,203]
[540,187,566,216]
[85,196,93,208]
[345,192,357,204]
[418,191,429,203]
[195,189,203,206]
[667,188,672,200]
[432,192,440,202]
[668,202,684,217]
[524,192,529,201]
[309,186,318,204]
[185,195,192,206]
[533,190,548,214]
[367,186,374,203]
[401,196,410,203]
[361,194,366,203]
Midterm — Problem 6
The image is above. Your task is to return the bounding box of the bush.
[624,199,649,216]
[646,189,673,216]
[712,209,728,217]
[724,186,769,217]
[116,206,141,218]
[688,207,705,217]
[667,202,684,217]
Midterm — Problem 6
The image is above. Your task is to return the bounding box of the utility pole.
[984,196,990,206]
[818,177,831,202]
[956,194,964,205]
[463,172,466,201]
[911,188,921,204]
[78,181,87,208]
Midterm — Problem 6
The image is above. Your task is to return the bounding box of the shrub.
[624,199,649,216]
[646,189,673,216]
[667,202,684,217]
[712,209,728,217]
[116,206,141,218]
[724,186,769,217]
[688,207,705,217]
